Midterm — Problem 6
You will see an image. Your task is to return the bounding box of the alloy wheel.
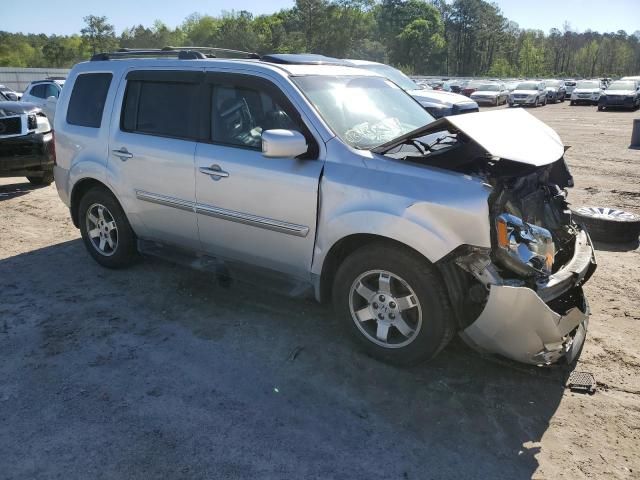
[348,270,422,348]
[86,203,118,256]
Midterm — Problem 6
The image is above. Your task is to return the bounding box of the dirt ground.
[1,102,639,479]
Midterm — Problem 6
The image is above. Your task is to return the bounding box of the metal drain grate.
[567,371,596,394]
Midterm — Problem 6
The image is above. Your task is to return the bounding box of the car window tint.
[45,84,59,98]
[210,83,299,149]
[122,80,199,140]
[30,84,47,98]
[67,73,112,128]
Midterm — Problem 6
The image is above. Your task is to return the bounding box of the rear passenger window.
[121,80,199,140]
[30,84,47,98]
[67,73,112,128]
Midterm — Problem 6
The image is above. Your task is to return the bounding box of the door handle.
[112,148,133,161]
[199,164,229,179]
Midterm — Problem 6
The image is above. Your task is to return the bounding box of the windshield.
[516,82,539,90]
[293,75,434,150]
[354,63,419,91]
[476,83,500,91]
[576,81,599,89]
[608,81,635,91]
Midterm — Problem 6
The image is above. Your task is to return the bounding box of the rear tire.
[78,186,138,268]
[332,242,454,366]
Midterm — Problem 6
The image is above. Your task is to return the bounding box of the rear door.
[194,72,324,278]
[107,69,202,250]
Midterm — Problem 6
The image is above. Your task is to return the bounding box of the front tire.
[332,243,454,366]
[78,186,137,268]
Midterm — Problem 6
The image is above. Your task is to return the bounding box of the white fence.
[0,68,71,92]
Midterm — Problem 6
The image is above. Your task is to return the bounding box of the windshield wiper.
[371,117,450,154]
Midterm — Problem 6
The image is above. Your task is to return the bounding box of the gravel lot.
[1,102,639,479]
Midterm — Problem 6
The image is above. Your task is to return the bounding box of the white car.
[21,79,65,122]
[344,60,479,118]
[508,81,547,107]
[470,82,509,106]
[570,80,604,106]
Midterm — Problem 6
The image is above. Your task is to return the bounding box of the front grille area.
[0,116,22,136]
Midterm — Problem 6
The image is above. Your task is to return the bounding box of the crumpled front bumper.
[460,229,596,365]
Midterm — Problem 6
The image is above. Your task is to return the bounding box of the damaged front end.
[379,109,597,365]
[446,150,596,365]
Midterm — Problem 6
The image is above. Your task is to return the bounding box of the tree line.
[1,0,639,78]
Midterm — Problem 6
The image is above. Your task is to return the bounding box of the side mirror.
[262,129,308,158]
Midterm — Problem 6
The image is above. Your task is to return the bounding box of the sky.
[1,0,638,36]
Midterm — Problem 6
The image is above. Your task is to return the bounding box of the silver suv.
[54,49,596,366]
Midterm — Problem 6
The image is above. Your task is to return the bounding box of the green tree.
[80,15,117,55]
[395,16,445,73]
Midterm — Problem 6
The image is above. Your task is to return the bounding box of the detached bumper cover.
[461,229,596,365]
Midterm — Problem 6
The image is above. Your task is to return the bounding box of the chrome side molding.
[135,190,309,237]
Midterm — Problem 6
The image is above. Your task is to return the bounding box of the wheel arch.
[70,177,119,228]
[316,234,436,304]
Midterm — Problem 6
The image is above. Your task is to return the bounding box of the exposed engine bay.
[376,109,598,364]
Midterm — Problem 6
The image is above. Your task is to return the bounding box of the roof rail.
[91,47,261,62]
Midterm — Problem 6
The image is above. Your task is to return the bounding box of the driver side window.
[210,82,299,150]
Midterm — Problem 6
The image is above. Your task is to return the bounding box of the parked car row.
[413,75,640,111]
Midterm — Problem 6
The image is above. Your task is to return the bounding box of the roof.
[73,57,381,79]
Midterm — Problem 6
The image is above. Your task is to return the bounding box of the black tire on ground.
[570,101,575,106]
[26,168,54,186]
[598,105,604,111]
[332,242,455,366]
[573,207,640,244]
[78,186,138,268]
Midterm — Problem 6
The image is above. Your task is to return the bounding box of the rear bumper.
[0,132,54,176]
[461,229,596,365]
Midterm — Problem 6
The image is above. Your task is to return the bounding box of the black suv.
[0,90,55,185]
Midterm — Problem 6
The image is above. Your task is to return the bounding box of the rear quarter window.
[66,73,113,128]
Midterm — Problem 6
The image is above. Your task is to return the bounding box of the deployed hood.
[0,101,40,117]
[408,88,476,107]
[374,108,564,167]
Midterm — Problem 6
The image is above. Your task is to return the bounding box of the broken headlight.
[495,213,555,277]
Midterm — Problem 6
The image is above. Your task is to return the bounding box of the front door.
[107,69,202,249]
[194,73,324,278]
